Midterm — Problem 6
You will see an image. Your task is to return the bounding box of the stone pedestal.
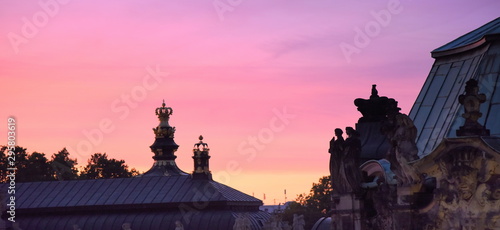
[395,186,415,230]
[331,193,364,230]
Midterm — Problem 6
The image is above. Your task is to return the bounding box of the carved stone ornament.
[456,79,490,137]
[383,112,420,185]
[421,146,500,230]
[153,126,176,138]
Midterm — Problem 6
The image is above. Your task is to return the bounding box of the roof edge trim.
[431,36,489,58]
[431,17,500,58]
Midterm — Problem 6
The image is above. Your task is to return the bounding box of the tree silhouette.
[283,175,332,229]
[26,152,54,181]
[1,146,29,182]
[1,146,139,182]
[50,148,78,180]
[300,175,332,213]
[80,153,137,179]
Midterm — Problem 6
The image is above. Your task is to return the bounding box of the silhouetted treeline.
[282,175,332,229]
[0,146,139,183]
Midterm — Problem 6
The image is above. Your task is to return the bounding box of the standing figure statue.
[329,128,348,194]
[343,127,363,194]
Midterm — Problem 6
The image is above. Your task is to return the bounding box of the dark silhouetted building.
[1,101,269,230]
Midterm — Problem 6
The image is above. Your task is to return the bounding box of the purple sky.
[1,0,498,204]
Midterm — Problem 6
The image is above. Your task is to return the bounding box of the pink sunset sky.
[1,1,498,205]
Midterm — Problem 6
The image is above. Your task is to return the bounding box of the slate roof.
[483,136,500,152]
[15,210,270,230]
[409,17,500,157]
[7,175,261,213]
[1,175,268,230]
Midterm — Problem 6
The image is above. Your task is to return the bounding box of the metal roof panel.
[433,17,500,54]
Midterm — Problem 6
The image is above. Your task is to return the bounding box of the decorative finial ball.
[162,99,166,107]
[199,135,203,141]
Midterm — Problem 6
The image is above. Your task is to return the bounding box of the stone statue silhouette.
[329,128,348,194]
[343,127,363,194]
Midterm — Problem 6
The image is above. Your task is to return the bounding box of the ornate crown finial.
[192,135,211,179]
[152,100,176,138]
[194,135,209,151]
[155,100,173,119]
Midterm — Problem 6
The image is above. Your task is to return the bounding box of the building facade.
[314,17,500,230]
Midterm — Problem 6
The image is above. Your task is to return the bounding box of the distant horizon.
[1,1,499,204]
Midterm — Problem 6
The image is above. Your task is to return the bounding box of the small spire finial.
[162,99,165,107]
[192,135,212,180]
[370,84,379,99]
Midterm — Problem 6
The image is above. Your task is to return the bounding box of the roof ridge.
[432,17,500,55]
[209,181,261,202]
